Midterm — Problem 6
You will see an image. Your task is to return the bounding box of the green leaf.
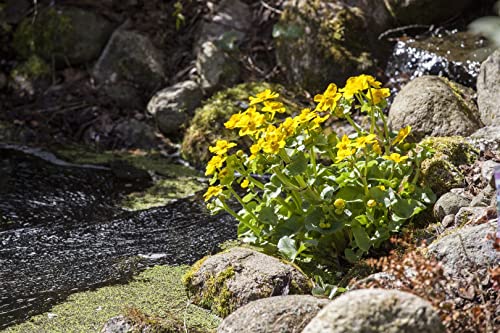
[344,248,360,263]
[352,223,371,252]
[286,152,308,176]
[242,192,255,203]
[278,236,297,260]
[258,206,278,225]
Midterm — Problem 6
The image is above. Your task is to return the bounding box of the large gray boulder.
[183,247,311,318]
[147,80,203,136]
[13,6,115,66]
[302,289,445,333]
[433,191,471,221]
[217,295,329,333]
[196,41,241,93]
[93,27,166,94]
[195,0,251,51]
[384,0,475,25]
[389,76,482,141]
[428,221,498,277]
[477,49,500,126]
[274,0,377,92]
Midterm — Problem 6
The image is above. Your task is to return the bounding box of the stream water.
[0,147,237,329]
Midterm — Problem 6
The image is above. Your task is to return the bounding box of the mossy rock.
[420,136,478,195]
[13,6,115,66]
[4,265,220,333]
[181,82,301,168]
[274,0,378,92]
[183,247,312,318]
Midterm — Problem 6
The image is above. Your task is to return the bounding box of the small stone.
[183,247,311,317]
[477,49,500,126]
[441,214,455,228]
[470,185,496,207]
[481,160,500,188]
[100,315,134,333]
[302,289,445,333]
[93,28,166,94]
[147,80,203,137]
[217,295,329,333]
[428,221,498,277]
[388,76,482,141]
[433,191,471,221]
[468,125,500,153]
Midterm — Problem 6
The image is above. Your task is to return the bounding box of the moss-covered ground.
[3,265,220,333]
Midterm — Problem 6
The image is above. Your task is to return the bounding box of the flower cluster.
[204,75,434,265]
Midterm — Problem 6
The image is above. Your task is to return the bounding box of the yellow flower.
[336,147,355,163]
[204,185,223,201]
[205,155,226,176]
[218,167,229,180]
[334,198,346,209]
[262,101,286,120]
[249,89,279,105]
[262,125,286,154]
[382,153,408,163]
[378,185,386,191]
[314,83,342,112]
[238,107,266,136]
[373,142,382,155]
[224,113,243,129]
[311,113,330,129]
[367,199,377,208]
[353,134,377,149]
[341,75,381,99]
[209,140,237,155]
[240,179,249,188]
[392,126,411,145]
[294,108,316,125]
[279,117,297,137]
[368,88,390,104]
[336,134,351,150]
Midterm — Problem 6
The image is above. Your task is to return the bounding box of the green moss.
[198,267,235,318]
[121,178,205,211]
[181,82,300,168]
[11,54,50,79]
[183,256,209,288]
[420,136,478,166]
[55,147,201,178]
[4,265,220,333]
[13,7,73,61]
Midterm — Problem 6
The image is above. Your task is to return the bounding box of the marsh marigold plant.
[204,75,435,265]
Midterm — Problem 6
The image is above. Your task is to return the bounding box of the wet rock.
[302,289,444,333]
[195,0,251,51]
[181,82,296,168]
[93,27,166,95]
[470,185,496,207]
[217,295,329,333]
[420,137,478,196]
[477,49,500,126]
[197,41,241,93]
[274,0,377,92]
[389,76,482,141]
[428,221,498,277]
[100,315,134,333]
[384,0,474,25]
[468,125,500,153]
[385,31,495,89]
[148,80,203,137]
[433,191,471,221]
[183,247,311,318]
[13,6,115,66]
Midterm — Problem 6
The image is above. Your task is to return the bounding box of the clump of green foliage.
[203,74,435,266]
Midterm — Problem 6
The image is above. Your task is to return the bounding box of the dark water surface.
[0,147,237,329]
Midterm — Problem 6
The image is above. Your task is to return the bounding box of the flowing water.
[0,147,237,329]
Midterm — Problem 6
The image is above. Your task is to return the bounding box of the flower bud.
[367,199,376,208]
[334,198,346,209]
